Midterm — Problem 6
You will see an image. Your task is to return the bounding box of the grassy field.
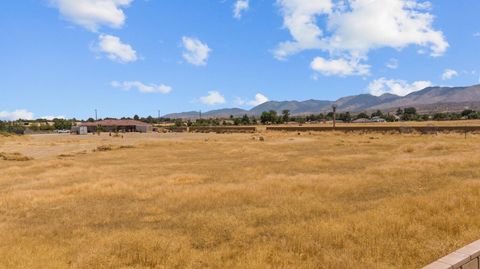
[1,131,480,268]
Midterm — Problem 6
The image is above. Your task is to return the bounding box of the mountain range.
[165,85,480,119]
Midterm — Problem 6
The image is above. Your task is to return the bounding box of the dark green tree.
[356,112,370,119]
[371,110,384,118]
[282,110,290,123]
[241,114,251,125]
[260,110,278,124]
[53,119,73,130]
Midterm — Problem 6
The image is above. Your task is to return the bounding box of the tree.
[384,114,397,122]
[420,114,430,121]
[145,116,154,123]
[356,112,370,119]
[260,111,270,124]
[433,113,447,121]
[371,110,383,118]
[251,116,258,125]
[396,108,404,116]
[326,112,334,120]
[462,109,475,118]
[53,119,73,130]
[241,114,251,125]
[260,110,277,124]
[338,112,352,123]
[402,107,417,121]
[133,115,140,121]
[282,110,290,123]
[403,107,417,115]
[174,119,183,127]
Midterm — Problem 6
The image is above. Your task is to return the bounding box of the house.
[79,120,153,133]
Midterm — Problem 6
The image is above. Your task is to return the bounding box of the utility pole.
[332,104,337,129]
[95,109,98,121]
[158,110,161,122]
[199,110,202,119]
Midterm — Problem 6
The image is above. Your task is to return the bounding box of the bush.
[0,152,33,161]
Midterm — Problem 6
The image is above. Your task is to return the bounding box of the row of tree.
[2,107,480,134]
[171,107,480,126]
[0,121,25,134]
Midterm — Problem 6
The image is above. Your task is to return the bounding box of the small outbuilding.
[71,126,88,135]
[80,120,153,133]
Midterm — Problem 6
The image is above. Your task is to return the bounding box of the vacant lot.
[1,131,480,268]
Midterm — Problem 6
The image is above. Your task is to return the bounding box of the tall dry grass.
[1,132,480,268]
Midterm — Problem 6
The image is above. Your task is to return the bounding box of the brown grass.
[1,132,480,268]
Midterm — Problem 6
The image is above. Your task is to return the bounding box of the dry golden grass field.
[1,129,480,268]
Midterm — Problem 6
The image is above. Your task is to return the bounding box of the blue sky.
[1,0,479,120]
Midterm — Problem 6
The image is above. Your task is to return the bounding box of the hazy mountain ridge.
[165,85,480,118]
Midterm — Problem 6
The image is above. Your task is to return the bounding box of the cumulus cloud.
[274,0,333,59]
[311,57,370,76]
[235,93,269,106]
[367,78,432,96]
[234,0,249,19]
[182,37,211,66]
[49,0,133,32]
[111,81,172,94]
[275,0,448,58]
[199,91,226,105]
[0,110,34,121]
[441,69,458,80]
[275,0,448,77]
[96,34,137,63]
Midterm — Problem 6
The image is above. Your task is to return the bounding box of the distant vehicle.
[55,129,71,134]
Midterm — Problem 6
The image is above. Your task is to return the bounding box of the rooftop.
[80,120,151,127]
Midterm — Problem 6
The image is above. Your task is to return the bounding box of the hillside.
[165,85,480,118]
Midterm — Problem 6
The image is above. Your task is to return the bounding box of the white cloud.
[235,93,269,106]
[181,37,211,66]
[275,0,448,76]
[41,116,66,120]
[276,0,448,58]
[0,110,34,121]
[111,81,172,94]
[234,0,249,19]
[367,78,432,96]
[274,0,333,59]
[97,34,137,63]
[474,32,480,38]
[310,57,370,76]
[199,91,226,105]
[50,0,133,32]
[441,69,458,80]
[386,58,399,69]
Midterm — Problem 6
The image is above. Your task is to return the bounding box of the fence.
[189,126,256,133]
[266,126,480,134]
[423,240,480,269]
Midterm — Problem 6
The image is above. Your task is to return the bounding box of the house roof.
[80,120,152,127]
